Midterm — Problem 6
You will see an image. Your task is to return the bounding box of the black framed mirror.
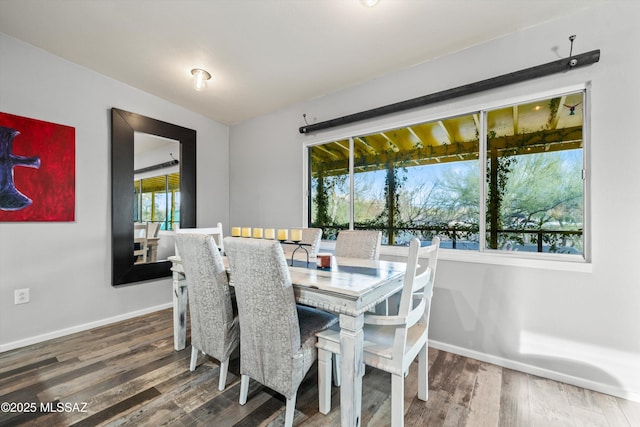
[111,108,196,286]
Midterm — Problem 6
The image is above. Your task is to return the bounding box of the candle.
[264,228,275,239]
[241,227,252,238]
[277,229,288,241]
[231,227,241,237]
[252,228,263,238]
[290,229,302,242]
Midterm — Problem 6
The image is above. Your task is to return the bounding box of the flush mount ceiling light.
[360,0,379,7]
[191,68,211,91]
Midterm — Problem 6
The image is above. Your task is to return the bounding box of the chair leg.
[218,358,229,391]
[239,375,250,405]
[391,373,405,427]
[418,344,428,401]
[318,348,332,414]
[189,346,199,371]
[333,354,341,386]
[284,392,297,427]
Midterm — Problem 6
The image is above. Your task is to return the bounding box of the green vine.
[547,97,560,129]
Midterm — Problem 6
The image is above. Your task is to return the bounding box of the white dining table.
[169,254,406,427]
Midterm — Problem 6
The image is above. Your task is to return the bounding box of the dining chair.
[148,222,160,238]
[282,227,323,262]
[133,222,149,264]
[316,237,440,427]
[175,222,225,256]
[334,230,382,260]
[175,233,240,391]
[224,236,338,427]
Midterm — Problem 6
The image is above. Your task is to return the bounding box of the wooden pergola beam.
[312,126,582,177]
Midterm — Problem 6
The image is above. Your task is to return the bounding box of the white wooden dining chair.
[133,222,149,264]
[147,222,160,238]
[175,222,225,256]
[175,233,239,391]
[224,236,338,427]
[316,237,440,427]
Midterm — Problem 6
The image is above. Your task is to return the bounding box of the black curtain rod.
[134,159,179,174]
[299,49,600,134]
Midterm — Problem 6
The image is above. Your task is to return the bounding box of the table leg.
[172,270,188,351]
[339,313,365,427]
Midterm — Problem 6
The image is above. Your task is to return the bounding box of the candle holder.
[279,240,311,266]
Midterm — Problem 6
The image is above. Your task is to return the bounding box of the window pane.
[154,192,168,224]
[140,192,153,222]
[353,169,385,228]
[135,172,180,230]
[353,114,480,248]
[485,92,584,255]
[309,141,350,240]
[169,191,180,230]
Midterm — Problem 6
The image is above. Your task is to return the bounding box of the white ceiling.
[0,0,606,125]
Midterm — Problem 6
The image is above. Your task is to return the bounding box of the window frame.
[302,83,591,271]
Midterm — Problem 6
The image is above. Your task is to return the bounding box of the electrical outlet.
[14,288,30,305]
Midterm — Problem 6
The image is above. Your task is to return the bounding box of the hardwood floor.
[1,309,638,427]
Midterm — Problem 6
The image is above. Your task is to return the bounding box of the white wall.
[0,33,229,349]
[229,3,640,400]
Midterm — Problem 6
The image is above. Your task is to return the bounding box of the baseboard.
[0,302,173,353]
[429,339,640,403]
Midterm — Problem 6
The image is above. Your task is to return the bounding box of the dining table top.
[287,257,405,297]
[169,254,407,315]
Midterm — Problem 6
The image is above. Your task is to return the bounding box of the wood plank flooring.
[1,308,638,426]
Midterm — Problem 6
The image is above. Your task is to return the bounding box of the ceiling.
[0,0,605,125]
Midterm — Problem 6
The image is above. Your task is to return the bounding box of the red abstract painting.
[0,112,75,221]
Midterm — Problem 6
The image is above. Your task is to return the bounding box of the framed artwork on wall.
[0,112,75,221]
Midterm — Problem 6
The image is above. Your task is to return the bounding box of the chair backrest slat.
[398,237,440,328]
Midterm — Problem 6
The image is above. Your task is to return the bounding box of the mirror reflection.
[133,132,180,264]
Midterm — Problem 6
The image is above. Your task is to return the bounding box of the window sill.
[319,241,592,273]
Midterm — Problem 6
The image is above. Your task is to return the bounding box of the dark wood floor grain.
[1,308,638,426]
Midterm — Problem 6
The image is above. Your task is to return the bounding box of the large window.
[134,172,180,230]
[308,90,586,258]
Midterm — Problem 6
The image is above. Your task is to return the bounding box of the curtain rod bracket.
[568,35,578,67]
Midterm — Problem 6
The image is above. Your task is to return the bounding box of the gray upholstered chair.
[223,236,338,427]
[334,230,382,260]
[282,227,323,263]
[316,237,440,427]
[175,233,239,391]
